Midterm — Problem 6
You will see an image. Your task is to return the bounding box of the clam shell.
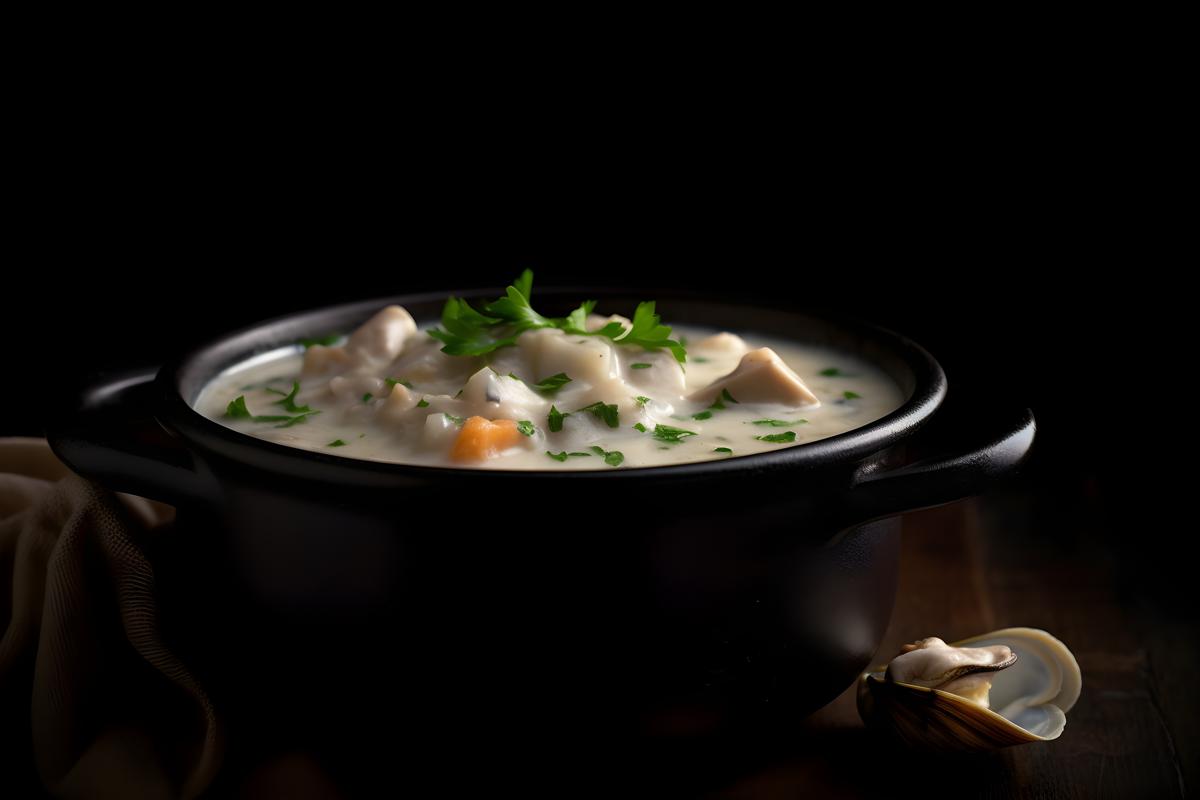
[857,627,1081,751]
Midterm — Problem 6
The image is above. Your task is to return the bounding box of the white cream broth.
[194,306,905,470]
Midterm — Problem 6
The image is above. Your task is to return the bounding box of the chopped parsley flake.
[297,334,341,349]
[589,445,625,467]
[630,363,652,369]
[385,377,414,389]
[444,412,465,425]
[755,431,797,443]
[417,398,430,408]
[327,439,347,447]
[713,447,733,454]
[651,424,697,444]
[750,419,808,427]
[820,368,843,377]
[362,393,374,403]
[269,382,311,413]
[274,412,321,428]
[575,401,620,428]
[225,395,319,427]
[225,396,252,419]
[843,390,862,400]
[549,405,568,432]
[530,372,572,393]
[546,450,593,462]
[695,387,738,418]
[632,423,648,432]
[693,356,710,363]
[517,420,536,437]
[635,396,650,407]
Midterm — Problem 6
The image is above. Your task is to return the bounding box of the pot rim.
[153,287,947,485]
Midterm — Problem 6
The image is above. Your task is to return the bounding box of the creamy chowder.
[195,278,905,470]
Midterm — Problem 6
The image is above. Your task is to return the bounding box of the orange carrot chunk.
[451,416,523,461]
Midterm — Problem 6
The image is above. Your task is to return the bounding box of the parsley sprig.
[265,382,312,413]
[428,270,687,363]
[226,395,320,428]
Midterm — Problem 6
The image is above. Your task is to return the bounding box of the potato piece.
[519,328,618,389]
[450,417,523,461]
[377,383,418,425]
[693,332,749,357]
[620,349,686,395]
[689,347,820,407]
[346,305,417,363]
[457,368,549,421]
[422,411,460,449]
[388,336,478,389]
[328,374,386,407]
[301,344,354,379]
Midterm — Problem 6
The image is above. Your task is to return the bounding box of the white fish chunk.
[346,305,417,363]
[689,347,820,407]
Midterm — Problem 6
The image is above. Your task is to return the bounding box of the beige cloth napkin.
[0,438,221,799]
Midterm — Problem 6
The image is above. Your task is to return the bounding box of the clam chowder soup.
[195,274,904,469]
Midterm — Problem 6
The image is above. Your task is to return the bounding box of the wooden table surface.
[714,487,1196,799]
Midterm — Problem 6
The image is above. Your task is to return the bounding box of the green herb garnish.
[694,387,738,418]
[417,398,430,408]
[226,395,319,427]
[274,412,321,428]
[428,271,686,363]
[517,420,536,437]
[713,447,733,454]
[750,419,808,427]
[546,450,592,462]
[528,372,572,393]
[362,393,374,403]
[548,405,568,432]
[444,412,465,425]
[605,301,686,363]
[385,377,414,390]
[843,391,862,400]
[268,382,311,413]
[755,431,797,443]
[820,368,843,377]
[298,334,341,349]
[651,424,697,444]
[226,396,253,419]
[635,396,650,407]
[328,439,347,447]
[575,401,620,428]
[630,363,652,369]
[633,422,648,432]
[693,356,710,363]
[589,445,625,467]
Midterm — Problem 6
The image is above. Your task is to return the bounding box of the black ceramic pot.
[48,290,1033,792]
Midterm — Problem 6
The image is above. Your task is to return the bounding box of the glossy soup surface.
[195,303,905,470]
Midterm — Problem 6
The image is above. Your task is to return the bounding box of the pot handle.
[47,367,216,508]
[842,408,1036,523]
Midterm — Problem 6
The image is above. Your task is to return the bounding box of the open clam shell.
[857,627,1081,751]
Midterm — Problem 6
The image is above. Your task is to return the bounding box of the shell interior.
[859,627,1081,749]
